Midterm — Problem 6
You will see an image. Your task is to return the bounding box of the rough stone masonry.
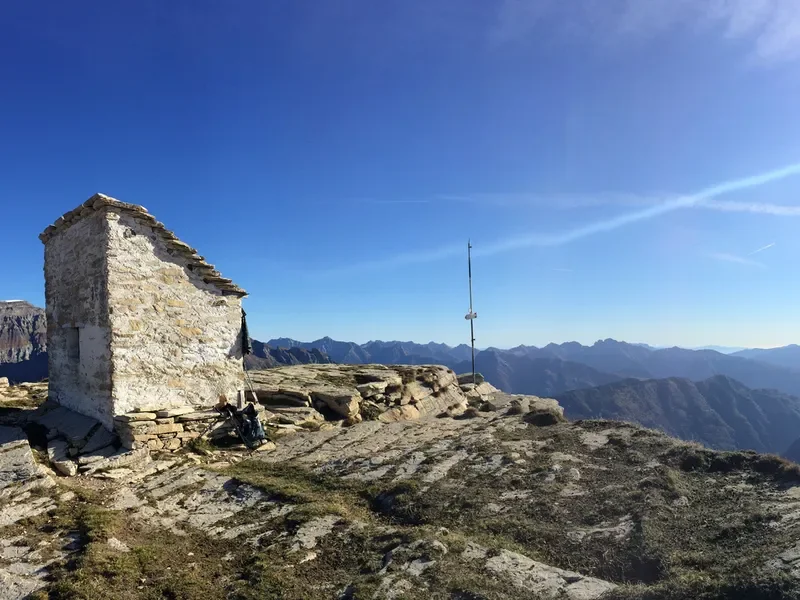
[39,193,248,445]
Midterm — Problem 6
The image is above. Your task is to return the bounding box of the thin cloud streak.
[472,162,800,258]
[698,200,800,216]
[429,193,800,216]
[314,162,800,276]
[354,198,432,205]
[490,0,800,65]
[434,192,666,209]
[749,242,776,255]
[709,253,766,268]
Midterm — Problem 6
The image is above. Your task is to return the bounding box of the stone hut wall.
[44,212,114,426]
[105,209,245,417]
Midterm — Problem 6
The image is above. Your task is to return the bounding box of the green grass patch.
[226,460,372,522]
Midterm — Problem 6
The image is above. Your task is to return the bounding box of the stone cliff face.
[0,301,47,383]
[0,301,46,363]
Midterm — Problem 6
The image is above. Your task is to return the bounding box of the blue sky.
[3,1,800,349]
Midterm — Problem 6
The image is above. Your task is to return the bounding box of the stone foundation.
[114,404,267,451]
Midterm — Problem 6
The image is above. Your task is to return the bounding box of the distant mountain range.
[265,336,474,366]
[732,345,800,370]
[244,340,333,370]
[557,375,800,456]
[486,339,800,397]
[264,336,800,397]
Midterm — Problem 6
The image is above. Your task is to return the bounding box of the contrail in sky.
[709,252,765,268]
[472,162,800,258]
[749,242,776,255]
[316,162,800,275]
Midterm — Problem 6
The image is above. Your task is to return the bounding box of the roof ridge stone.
[39,193,246,297]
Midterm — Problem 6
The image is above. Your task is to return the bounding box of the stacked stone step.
[114,404,268,451]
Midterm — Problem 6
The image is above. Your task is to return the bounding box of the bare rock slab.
[156,407,195,418]
[37,406,100,446]
[0,427,41,491]
[84,448,151,475]
[0,568,44,600]
[77,444,118,465]
[114,412,157,422]
[271,406,325,426]
[473,546,615,599]
[81,426,117,455]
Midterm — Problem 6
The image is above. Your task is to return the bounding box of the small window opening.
[66,327,80,362]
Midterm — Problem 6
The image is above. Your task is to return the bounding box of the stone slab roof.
[39,193,247,297]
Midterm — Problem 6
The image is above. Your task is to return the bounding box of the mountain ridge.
[556,374,800,455]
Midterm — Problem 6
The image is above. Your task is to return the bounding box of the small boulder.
[360,401,384,421]
[467,396,483,408]
[356,381,388,398]
[457,373,485,385]
[479,401,497,413]
[270,406,325,427]
[460,407,480,419]
[155,407,195,418]
[312,387,361,418]
[47,439,78,477]
[507,397,530,415]
[255,440,277,452]
[446,401,468,418]
[524,408,566,426]
[344,413,363,426]
[378,405,421,423]
[107,537,130,553]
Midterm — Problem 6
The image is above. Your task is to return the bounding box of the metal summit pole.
[465,240,478,385]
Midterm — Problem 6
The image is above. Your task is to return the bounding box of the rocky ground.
[2,375,800,599]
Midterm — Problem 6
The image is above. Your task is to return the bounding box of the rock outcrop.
[247,364,503,425]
